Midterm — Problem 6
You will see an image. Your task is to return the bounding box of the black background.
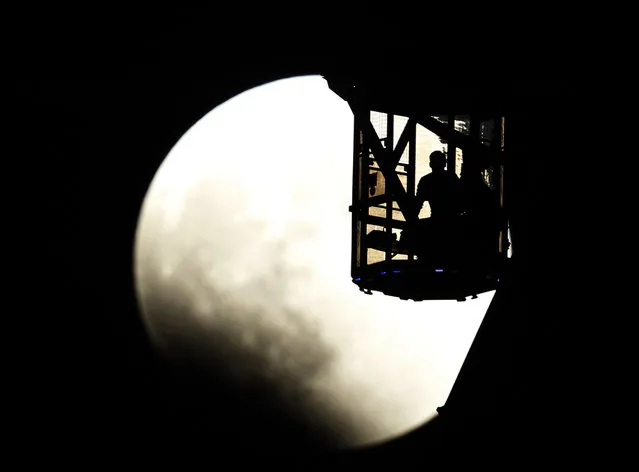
[13,6,628,468]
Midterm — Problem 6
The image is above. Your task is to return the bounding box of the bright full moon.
[134,75,494,452]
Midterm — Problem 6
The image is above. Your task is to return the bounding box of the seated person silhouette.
[409,151,462,263]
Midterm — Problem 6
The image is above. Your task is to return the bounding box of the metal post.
[351,114,361,276]
[386,113,394,262]
[408,120,416,261]
[447,114,456,174]
[360,112,369,270]
[493,115,505,254]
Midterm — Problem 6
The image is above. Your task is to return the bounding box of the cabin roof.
[324,74,576,117]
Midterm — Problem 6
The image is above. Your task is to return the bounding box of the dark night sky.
[13,7,629,468]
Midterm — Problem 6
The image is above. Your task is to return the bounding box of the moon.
[134,75,494,453]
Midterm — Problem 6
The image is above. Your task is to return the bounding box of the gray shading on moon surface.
[134,76,493,454]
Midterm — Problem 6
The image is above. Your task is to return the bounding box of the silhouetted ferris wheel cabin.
[326,77,511,302]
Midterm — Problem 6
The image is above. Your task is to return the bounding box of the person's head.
[429,151,446,171]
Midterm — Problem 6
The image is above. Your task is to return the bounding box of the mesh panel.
[371,111,388,145]
[393,115,410,164]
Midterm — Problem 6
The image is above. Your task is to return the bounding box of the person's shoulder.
[418,173,430,184]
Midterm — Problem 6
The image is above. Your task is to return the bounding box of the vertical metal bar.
[501,116,510,257]
[447,114,456,174]
[469,114,481,173]
[351,113,360,277]
[360,112,370,270]
[386,113,394,262]
[408,120,416,261]
[492,116,504,254]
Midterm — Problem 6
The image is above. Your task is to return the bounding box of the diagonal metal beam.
[341,86,414,168]
[390,117,416,169]
[361,118,419,222]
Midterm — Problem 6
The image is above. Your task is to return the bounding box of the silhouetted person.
[415,150,461,220]
[407,151,462,264]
